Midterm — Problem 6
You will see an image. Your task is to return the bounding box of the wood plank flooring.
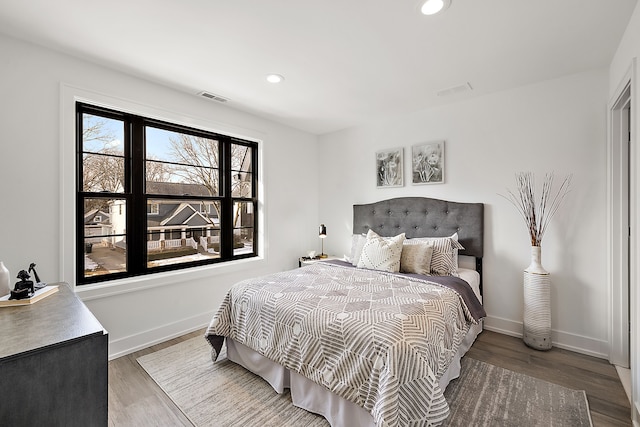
[108,329,632,426]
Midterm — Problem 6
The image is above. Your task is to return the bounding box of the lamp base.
[319,254,328,259]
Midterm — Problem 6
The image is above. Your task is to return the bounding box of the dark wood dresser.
[0,282,108,426]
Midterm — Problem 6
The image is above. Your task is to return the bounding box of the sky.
[84,113,176,161]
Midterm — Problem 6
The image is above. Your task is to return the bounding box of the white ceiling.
[0,0,636,135]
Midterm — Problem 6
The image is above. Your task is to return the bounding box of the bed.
[206,197,485,426]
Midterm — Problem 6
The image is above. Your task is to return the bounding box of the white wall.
[609,3,640,425]
[0,24,623,366]
[318,68,610,357]
[0,34,320,358]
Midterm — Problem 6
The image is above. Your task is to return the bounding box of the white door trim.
[608,59,635,368]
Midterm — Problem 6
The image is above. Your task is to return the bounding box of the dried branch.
[500,172,572,246]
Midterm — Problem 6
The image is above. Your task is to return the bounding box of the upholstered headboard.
[353,197,484,286]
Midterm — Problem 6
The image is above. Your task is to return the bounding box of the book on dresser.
[0,285,58,306]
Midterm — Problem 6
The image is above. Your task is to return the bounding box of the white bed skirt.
[227,321,482,427]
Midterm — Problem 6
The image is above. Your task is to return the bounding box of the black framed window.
[76,102,258,285]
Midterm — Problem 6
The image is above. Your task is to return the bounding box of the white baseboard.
[616,365,632,404]
[107,312,610,361]
[107,312,611,361]
[483,315,609,360]
[108,311,212,360]
[482,315,522,338]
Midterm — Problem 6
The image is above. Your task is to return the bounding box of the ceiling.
[0,0,636,135]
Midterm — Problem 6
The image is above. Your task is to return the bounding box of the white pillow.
[400,243,434,275]
[357,230,406,273]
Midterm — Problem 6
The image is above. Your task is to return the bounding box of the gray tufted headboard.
[353,197,484,288]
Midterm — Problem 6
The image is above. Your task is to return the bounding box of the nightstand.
[298,256,339,267]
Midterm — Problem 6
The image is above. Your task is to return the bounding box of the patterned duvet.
[206,261,485,427]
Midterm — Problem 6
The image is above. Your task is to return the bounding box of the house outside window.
[77,102,259,284]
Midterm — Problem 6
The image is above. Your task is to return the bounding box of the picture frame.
[411,140,444,185]
[376,147,404,188]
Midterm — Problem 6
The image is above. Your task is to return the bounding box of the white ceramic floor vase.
[523,246,552,350]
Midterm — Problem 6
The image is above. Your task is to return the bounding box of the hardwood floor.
[108,329,632,426]
[108,330,202,427]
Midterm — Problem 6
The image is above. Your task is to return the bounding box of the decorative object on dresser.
[412,140,445,184]
[375,147,403,188]
[1,262,55,306]
[318,224,328,258]
[10,269,35,299]
[28,262,45,287]
[502,172,572,350]
[0,261,10,297]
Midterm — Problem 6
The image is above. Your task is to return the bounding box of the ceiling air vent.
[197,91,229,103]
[437,82,473,97]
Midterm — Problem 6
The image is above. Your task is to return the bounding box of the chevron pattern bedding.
[206,261,484,427]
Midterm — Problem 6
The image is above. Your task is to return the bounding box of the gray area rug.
[137,337,593,427]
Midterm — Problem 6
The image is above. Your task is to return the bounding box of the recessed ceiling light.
[421,0,451,15]
[266,74,285,83]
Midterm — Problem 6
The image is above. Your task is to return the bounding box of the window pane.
[231,144,252,197]
[146,161,218,196]
[234,228,253,256]
[233,201,254,256]
[146,126,219,167]
[146,127,220,196]
[231,144,252,173]
[83,197,127,278]
[147,199,221,267]
[83,153,125,192]
[232,172,252,197]
[84,238,126,278]
[82,114,124,154]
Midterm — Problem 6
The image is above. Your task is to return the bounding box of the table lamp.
[319,224,327,258]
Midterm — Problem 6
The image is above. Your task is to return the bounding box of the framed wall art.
[376,147,403,188]
[412,141,444,185]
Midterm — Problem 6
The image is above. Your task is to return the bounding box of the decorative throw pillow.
[400,242,434,275]
[407,234,464,276]
[357,230,406,273]
[448,232,463,271]
[348,233,368,266]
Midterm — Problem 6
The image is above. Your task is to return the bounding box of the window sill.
[75,256,265,302]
